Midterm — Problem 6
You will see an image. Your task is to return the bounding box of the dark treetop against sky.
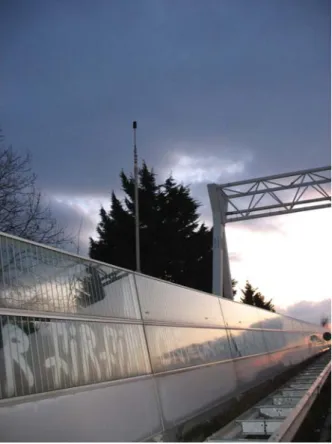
[0,1,330,316]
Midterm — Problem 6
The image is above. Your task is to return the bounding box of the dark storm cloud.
[0,0,330,200]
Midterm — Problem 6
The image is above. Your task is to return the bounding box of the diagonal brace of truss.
[214,166,331,223]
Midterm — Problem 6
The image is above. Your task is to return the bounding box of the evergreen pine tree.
[240,281,275,312]
[90,162,238,295]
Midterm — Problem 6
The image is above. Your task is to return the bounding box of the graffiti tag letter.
[3,323,34,397]
[80,324,101,382]
[45,322,69,388]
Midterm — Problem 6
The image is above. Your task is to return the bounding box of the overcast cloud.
[278,298,331,326]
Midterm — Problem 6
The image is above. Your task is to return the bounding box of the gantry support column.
[207,165,330,299]
[208,184,234,299]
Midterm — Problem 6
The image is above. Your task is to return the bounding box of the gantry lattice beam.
[208,166,331,299]
[212,166,331,223]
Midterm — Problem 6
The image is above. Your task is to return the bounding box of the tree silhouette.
[90,162,237,295]
[240,281,275,312]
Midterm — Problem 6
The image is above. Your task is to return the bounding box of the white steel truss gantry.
[208,166,331,299]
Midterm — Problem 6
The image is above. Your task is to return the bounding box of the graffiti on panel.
[147,326,232,372]
[0,317,149,399]
[162,339,227,369]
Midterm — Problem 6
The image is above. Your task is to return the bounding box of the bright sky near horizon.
[0,0,330,323]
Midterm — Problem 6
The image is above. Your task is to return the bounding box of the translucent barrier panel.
[77,267,141,319]
[135,275,225,326]
[256,310,283,330]
[219,299,261,329]
[280,316,294,331]
[145,325,231,373]
[0,315,151,399]
[283,332,304,349]
[262,330,286,353]
[0,235,141,319]
[290,318,301,332]
[298,321,307,332]
[279,316,305,332]
[227,329,268,358]
[300,321,322,333]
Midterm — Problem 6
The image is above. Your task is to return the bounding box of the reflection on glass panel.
[227,329,267,358]
[135,275,225,326]
[284,332,304,349]
[0,234,140,319]
[262,330,286,352]
[145,326,232,372]
[219,299,261,329]
[300,321,321,333]
[257,311,283,330]
[0,315,151,400]
[291,318,313,332]
[301,322,311,333]
[78,268,140,319]
[290,319,302,332]
[280,316,294,331]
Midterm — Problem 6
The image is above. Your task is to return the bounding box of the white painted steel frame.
[208,166,331,298]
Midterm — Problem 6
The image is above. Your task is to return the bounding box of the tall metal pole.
[133,121,141,272]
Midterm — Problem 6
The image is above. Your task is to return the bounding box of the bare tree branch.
[0,129,73,248]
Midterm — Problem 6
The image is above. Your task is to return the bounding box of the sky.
[0,0,330,323]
